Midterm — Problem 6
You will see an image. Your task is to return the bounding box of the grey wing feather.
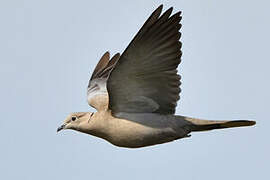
[107,5,182,115]
[87,52,120,110]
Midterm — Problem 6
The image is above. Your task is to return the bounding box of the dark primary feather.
[107,5,182,115]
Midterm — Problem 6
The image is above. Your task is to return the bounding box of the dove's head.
[57,112,94,133]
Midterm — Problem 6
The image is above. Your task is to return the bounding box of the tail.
[184,117,256,132]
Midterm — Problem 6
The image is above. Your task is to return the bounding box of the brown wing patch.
[90,52,120,80]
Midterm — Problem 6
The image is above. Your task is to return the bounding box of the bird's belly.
[105,118,177,148]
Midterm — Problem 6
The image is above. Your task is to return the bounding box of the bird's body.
[64,109,254,148]
[77,110,191,148]
[57,5,255,148]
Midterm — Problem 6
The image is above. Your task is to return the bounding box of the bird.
[57,5,256,148]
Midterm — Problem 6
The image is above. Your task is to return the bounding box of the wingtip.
[168,7,173,12]
[175,11,182,16]
[155,4,163,13]
[104,51,110,57]
[165,7,173,16]
[158,6,182,17]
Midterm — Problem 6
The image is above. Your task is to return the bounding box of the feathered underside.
[87,52,120,110]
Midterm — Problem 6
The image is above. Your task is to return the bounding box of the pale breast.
[105,115,178,148]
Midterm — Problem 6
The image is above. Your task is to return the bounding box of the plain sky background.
[1,0,269,179]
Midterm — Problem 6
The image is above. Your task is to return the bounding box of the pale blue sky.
[0,0,269,179]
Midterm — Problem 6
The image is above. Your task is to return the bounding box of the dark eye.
[71,116,77,121]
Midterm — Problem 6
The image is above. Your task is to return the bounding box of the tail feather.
[184,117,256,132]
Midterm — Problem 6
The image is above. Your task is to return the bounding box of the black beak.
[57,124,65,132]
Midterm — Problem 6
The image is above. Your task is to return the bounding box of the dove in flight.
[57,5,255,148]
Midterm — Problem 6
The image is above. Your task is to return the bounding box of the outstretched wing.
[87,52,120,111]
[107,5,182,115]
